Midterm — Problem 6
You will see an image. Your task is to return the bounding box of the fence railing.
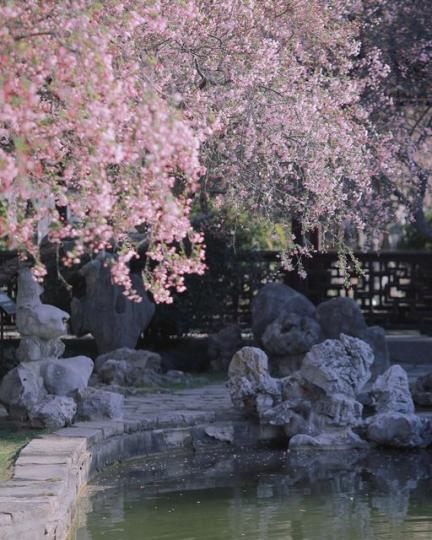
[163,250,432,335]
[2,249,432,336]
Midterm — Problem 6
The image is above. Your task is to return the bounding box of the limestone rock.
[205,425,234,443]
[289,428,368,449]
[16,304,69,341]
[251,283,316,345]
[371,365,415,415]
[301,334,374,397]
[412,373,432,407]
[28,395,76,430]
[16,336,65,363]
[15,268,69,361]
[0,363,46,420]
[208,324,243,371]
[70,255,155,354]
[314,393,363,429]
[95,348,161,373]
[316,297,389,379]
[261,312,321,375]
[74,387,124,421]
[316,297,367,339]
[41,356,94,396]
[366,412,432,448]
[97,349,163,388]
[363,326,390,379]
[227,347,282,416]
[98,359,131,386]
[261,399,313,437]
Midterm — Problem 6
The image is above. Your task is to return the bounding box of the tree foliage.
[0,1,430,300]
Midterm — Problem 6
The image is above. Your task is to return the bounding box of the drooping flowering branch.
[1,0,425,300]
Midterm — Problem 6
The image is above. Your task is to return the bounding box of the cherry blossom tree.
[0,0,425,300]
[0,1,207,302]
[361,0,432,241]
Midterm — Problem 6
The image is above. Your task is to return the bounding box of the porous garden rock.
[371,365,415,415]
[366,412,432,448]
[316,297,367,339]
[363,326,390,379]
[261,312,321,375]
[412,373,432,407]
[251,283,316,345]
[95,347,161,373]
[70,256,155,354]
[74,387,124,421]
[227,335,380,449]
[28,395,77,430]
[0,363,46,420]
[15,268,69,362]
[364,365,432,448]
[289,428,368,449]
[97,357,164,388]
[17,336,65,363]
[316,297,389,378]
[41,356,94,396]
[208,324,243,371]
[301,334,374,397]
[227,346,282,416]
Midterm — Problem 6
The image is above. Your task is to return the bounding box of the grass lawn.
[0,423,43,481]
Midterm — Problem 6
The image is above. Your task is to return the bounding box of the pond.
[73,449,432,540]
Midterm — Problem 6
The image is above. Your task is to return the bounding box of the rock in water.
[70,255,155,354]
[366,412,432,448]
[365,365,432,448]
[227,347,282,416]
[412,373,432,407]
[301,334,374,397]
[316,297,389,378]
[371,365,415,415]
[29,396,76,430]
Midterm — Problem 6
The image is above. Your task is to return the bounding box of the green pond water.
[74,449,432,540]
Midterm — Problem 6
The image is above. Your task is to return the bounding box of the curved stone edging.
[0,385,284,540]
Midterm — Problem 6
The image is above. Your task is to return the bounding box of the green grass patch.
[0,424,43,481]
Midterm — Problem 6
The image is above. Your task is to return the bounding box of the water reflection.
[74,449,432,540]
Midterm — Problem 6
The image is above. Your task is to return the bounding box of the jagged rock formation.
[208,324,243,371]
[70,255,155,354]
[15,267,69,362]
[412,372,432,407]
[365,366,432,448]
[316,297,390,379]
[228,338,432,449]
[252,284,389,379]
[251,283,321,375]
[0,267,124,428]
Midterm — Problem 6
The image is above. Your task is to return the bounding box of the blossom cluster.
[1,0,416,300]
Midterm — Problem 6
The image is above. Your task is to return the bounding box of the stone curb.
[0,390,283,540]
